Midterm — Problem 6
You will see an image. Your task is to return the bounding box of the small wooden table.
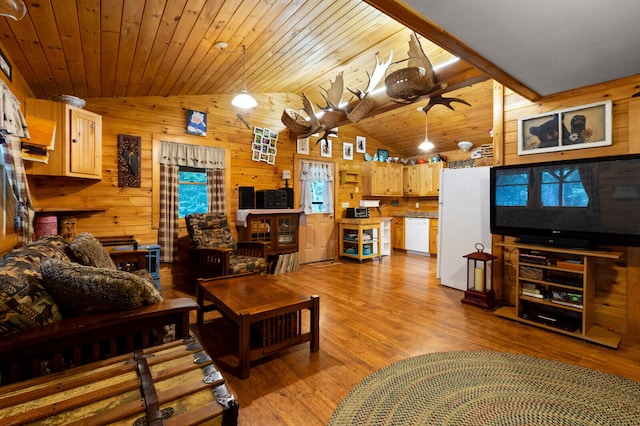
[197,274,320,378]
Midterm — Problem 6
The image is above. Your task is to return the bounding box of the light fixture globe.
[232,91,257,109]
[419,140,435,151]
[458,141,473,152]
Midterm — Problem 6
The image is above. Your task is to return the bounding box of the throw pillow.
[0,256,62,336]
[69,232,116,269]
[40,259,162,316]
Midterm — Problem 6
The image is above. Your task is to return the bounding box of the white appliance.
[437,167,492,291]
[405,217,430,254]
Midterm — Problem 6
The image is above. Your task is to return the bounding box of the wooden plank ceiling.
[0,0,494,157]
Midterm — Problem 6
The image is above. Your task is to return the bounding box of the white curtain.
[300,161,333,214]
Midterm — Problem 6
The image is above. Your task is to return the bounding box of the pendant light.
[418,113,435,151]
[231,45,257,109]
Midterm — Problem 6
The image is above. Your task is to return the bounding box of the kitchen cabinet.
[429,219,438,255]
[495,242,623,348]
[339,218,381,262]
[403,162,445,196]
[363,162,402,196]
[237,211,300,256]
[24,98,102,179]
[392,217,405,250]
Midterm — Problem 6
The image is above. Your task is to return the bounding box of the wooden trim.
[363,0,540,101]
[492,81,504,166]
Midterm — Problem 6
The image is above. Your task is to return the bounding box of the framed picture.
[0,49,11,81]
[186,110,207,136]
[343,142,353,160]
[297,137,309,154]
[518,100,612,155]
[320,139,332,158]
[377,149,389,162]
[356,135,366,153]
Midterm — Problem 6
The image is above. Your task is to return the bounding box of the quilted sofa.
[0,233,197,385]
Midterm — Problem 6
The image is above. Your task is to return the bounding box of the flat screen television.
[490,154,640,249]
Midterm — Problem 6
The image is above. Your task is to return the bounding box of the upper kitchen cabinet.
[363,162,402,196]
[24,99,102,179]
[403,162,445,196]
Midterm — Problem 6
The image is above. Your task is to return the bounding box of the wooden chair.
[185,212,267,289]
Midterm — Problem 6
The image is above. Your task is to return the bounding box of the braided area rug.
[328,351,640,425]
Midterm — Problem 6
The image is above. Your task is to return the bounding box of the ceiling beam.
[363,0,541,101]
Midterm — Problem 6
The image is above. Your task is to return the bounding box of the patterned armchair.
[185,212,267,285]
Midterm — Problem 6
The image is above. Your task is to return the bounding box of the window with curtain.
[158,141,226,262]
[300,161,334,214]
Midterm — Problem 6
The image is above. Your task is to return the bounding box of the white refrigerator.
[437,166,492,291]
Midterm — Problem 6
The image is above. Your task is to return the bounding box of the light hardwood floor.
[166,252,640,426]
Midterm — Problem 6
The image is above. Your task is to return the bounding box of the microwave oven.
[345,207,369,218]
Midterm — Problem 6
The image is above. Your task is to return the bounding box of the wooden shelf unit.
[494,242,623,348]
[339,170,360,185]
[339,218,382,262]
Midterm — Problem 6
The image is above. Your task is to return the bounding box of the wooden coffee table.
[197,273,320,378]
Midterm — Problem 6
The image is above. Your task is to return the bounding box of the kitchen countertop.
[393,212,439,219]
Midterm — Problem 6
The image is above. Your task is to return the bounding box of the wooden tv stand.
[494,242,623,348]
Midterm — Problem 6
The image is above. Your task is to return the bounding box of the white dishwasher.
[405,217,430,254]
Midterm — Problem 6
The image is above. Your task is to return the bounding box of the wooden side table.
[197,273,320,378]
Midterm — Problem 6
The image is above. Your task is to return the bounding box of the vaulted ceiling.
[0,1,637,157]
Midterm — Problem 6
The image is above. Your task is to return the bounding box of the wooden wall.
[495,74,640,340]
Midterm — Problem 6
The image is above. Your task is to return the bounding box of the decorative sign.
[252,126,278,165]
[118,134,141,187]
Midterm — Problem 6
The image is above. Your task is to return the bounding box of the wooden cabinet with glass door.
[237,211,300,256]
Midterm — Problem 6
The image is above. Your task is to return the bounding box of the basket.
[520,266,544,280]
[385,65,430,101]
[346,95,375,123]
[281,108,310,135]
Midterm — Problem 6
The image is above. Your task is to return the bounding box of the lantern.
[461,243,498,309]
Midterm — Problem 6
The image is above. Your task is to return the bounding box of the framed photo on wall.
[0,49,11,81]
[320,139,332,158]
[343,142,353,160]
[186,110,207,136]
[356,136,366,153]
[518,100,612,155]
[297,137,310,154]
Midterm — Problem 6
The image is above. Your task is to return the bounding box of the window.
[310,180,328,213]
[178,166,208,218]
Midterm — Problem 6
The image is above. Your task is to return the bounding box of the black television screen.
[490,154,640,248]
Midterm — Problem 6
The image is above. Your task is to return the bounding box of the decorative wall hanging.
[356,136,366,153]
[343,142,353,160]
[518,100,612,155]
[186,109,207,136]
[251,126,278,165]
[118,134,141,187]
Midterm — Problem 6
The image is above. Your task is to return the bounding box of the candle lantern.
[461,242,498,309]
